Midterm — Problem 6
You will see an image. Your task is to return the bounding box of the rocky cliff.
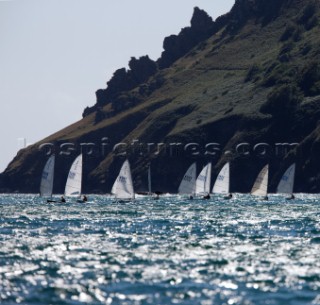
[1,0,320,194]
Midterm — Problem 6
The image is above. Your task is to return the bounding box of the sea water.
[0,194,319,305]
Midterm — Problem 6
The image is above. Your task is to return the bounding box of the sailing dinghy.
[195,163,212,199]
[178,162,196,198]
[212,162,232,199]
[40,154,55,200]
[64,154,83,200]
[147,165,160,200]
[111,159,135,202]
[251,164,269,200]
[277,163,296,200]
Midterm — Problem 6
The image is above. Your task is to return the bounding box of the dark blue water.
[0,194,320,305]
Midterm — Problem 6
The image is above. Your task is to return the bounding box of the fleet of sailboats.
[39,155,300,202]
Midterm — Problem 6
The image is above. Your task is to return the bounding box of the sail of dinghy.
[178,162,196,195]
[40,154,55,197]
[277,163,296,195]
[212,162,230,194]
[111,159,135,200]
[251,164,269,197]
[195,163,212,195]
[64,154,83,197]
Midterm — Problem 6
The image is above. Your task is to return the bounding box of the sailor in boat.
[202,193,211,200]
[47,196,66,204]
[153,191,162,200]
[263,196,268,201]
[77,195,88,203]
[286,194,295,200]
[224,193,233,200]
[189,195,194,200]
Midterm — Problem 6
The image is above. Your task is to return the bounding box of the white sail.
[40,155,55,197]
[212,162,230,194]
[277,163,296,195]
[251,164,269,197]
[111,159,134,200]
[195,163,212,195]
[178,162,196,195]
[64,154,82,197]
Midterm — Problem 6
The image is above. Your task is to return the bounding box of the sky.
[0,0,235,172]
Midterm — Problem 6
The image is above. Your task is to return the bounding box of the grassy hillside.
[1,0,320,193]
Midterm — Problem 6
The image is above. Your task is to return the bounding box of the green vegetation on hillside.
[1,0,320,193]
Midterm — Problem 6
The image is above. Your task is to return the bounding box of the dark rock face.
[83,7,220,116]
[299,61,320,96]
[94,107,107,124]
[128,56,158,85]
[83,89,109,117]
[157,7,217,69]
[229,0,290,26]
[83,55,157,117]
[83,1,296,119]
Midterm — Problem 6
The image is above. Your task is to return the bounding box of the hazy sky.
[0,0,235,172]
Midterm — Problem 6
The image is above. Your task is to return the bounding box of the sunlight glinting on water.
[0,194,320,304]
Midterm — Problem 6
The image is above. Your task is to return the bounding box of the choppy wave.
[0,194,320,305]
